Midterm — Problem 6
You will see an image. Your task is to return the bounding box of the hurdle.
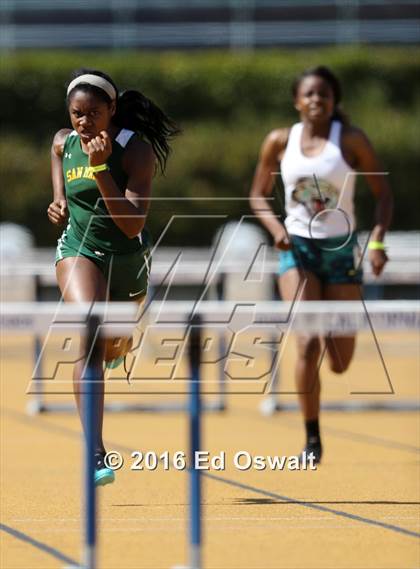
[64,311,102,569]
[3,300,420,417]
[81,313,100,569]
[2,230,419,416]
[4,300,418,334]
[22,269,227,416]
[1,301,420,411]
[257,298,420,415]
[174,313,203,569]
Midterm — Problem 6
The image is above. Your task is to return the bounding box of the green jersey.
[62,128,143,254]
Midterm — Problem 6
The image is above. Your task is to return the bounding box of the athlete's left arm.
[343,127,393,276]
[89,131,154,239]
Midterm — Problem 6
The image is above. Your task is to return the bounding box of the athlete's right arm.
[48,129,70,226]
[249,128,291,250]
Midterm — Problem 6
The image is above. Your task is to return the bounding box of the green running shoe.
[94,452,115,487]
[105,356,124,370]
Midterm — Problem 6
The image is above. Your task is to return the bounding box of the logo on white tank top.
[291,177,339,216]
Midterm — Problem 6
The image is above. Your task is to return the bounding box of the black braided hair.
[292,66,349,125]
[66,68,180,173]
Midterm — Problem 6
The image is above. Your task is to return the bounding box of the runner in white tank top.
[250,66,393,465]
[281,120,356,239]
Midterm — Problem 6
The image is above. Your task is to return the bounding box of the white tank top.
[280,121,356,239]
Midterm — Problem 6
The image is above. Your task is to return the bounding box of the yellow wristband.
[91,163,109,173]
[368,241,386,250]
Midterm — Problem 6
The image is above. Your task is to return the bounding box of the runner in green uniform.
[48,68,179,485]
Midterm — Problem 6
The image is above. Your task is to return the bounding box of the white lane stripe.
[6,523,420,533]
[11,516,420,522]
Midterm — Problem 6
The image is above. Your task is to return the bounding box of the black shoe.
[301,439,322,467]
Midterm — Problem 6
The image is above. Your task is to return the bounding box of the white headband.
[66,74,117,100]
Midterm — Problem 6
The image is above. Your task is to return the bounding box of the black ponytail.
[66,68,180,173]
[114,90,180,173]
[292,65,349,125]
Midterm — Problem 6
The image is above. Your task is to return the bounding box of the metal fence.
[1,0,419,49]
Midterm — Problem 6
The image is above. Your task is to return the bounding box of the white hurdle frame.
[3,299,419,416]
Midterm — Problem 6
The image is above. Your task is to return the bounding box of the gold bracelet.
[90,163,109,173]
[368,241,386,251]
